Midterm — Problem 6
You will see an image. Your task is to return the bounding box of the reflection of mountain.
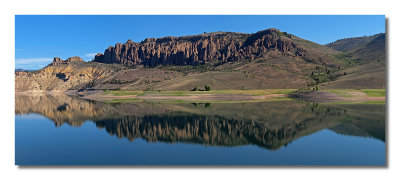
[327,104,386,141]
[15,95,385,150]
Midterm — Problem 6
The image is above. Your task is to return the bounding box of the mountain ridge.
[93,28,340,67]
[326,33,384,52]
[15,28,385,92]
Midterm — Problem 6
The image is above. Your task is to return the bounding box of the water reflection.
[15,94,385,150]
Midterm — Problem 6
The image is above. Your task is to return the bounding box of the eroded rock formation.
[15,57,117,92]
[93,29,312,66]
[50,56,84,66]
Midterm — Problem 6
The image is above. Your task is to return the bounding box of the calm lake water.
[15,95,386,165]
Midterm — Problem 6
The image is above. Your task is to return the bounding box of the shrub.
[205,85,211,91]
[191,86,198,91]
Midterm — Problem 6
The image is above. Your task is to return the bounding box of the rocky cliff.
[93,28,333,66]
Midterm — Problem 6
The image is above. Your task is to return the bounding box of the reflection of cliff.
[95,112,337,150]
[15,95,385,150]
[15,94,118,126]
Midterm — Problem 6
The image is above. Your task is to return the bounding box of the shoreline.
[15,89,386,104]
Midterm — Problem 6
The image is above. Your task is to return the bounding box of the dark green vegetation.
[16,94,385,150]
[205,85,211,91]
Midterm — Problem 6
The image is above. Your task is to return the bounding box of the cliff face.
[93,29,305,66]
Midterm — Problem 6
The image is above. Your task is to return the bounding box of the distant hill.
[15,69,34,72]
[326,33,384,52]
[321,33,385,89]
[346,33,385,64]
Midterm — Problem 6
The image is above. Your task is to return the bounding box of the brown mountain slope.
[16,28,344,92]
[326,33,384,52]
[15,28,385,92]
[346,33,385,64]
[322,33,386,89]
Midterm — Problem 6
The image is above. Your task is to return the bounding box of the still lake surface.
[15,95,386,165]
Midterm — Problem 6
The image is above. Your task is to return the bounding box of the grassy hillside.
[86,55,332,91]
[326,33,384,52]
[321,63,385,89]
[321,33,386,89]
[346,33,385,64]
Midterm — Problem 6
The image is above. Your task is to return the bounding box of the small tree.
[205,85,211,91]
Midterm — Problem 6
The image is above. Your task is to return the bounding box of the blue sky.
[15,15,385,70]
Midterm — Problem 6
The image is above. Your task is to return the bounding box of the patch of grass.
[320,100,385,105]
[363,101,386,104]
[103,90,145,96]
[156,91,191,96]
[103,89,296,97]
[187,89,296,96]
[104,98,143,103]
[135,98,294,104]
[323,89,354,97]
[322,89,385,97]
[362,89,386,97]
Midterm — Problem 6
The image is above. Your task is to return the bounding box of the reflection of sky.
[15,113,386,165]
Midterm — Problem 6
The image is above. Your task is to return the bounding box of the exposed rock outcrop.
[50,56,84,66]
[93,28,318,66]
[15,57,121,92]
